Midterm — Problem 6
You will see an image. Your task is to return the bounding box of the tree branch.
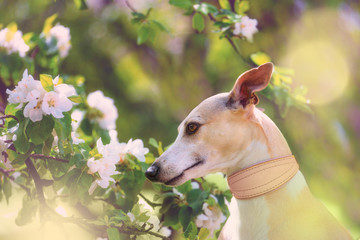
[0,114,19,122]
[116,224,169,240]
[139,192,162,208]
[25,158,46,206]
[0,167,31,196]
[124,0,137,13]
[31,154,69,163]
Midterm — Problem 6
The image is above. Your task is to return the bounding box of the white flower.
[87,156,118,189]
[127,212,136,222]
[159,227,172,237]
[233,16,258,41]
[23,80,47,122]
[126,139,149,162]
[42,91,73,118]
[112,138,149,163]
[0,27,29,57]
[87,90,118,130]
[7,70,76,122]
[87,139,120,190]
[71,132,84,144]
[24,99,45,122]
[71,109,85,130]
[6,69,39,109]
[46,24,71,58]
[191,181,200,189]
[195,203,227,236]
[173,188,184,199]
[52,76,77,97]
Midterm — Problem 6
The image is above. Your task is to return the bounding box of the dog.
[145,63,352,239]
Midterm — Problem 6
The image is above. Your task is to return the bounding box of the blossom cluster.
[6,69,76,122]
[233,16,258,41]
[87,135,149,190]
[195,196,227,236]
[70,90,118,131]
[127,202,172,240]
[87,90,118,130]
[0,25,29,57]
[43,24,72,58]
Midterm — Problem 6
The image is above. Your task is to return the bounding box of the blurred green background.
[0,0,359,239]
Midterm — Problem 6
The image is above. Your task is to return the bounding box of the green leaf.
[169,0,193,9]
[40,74,54,92]
[118,170,146,211]
[99,129,110,145]
[157,141,163,155]
[187,189,209,215]
[198,228,210,240]
[196,3,218,15]
[5,103,19,116]
[149,138,159,148]
[42,14,58,35]
[74,0,88,10]
[54,112,71,140]
[54,112,72,154]
[137,25,151,45]
[250,52,272,66]
[13,112,30,154]
[192,12,205,32]
[179,206,192,229]
[70,153,85,167]
[164,204,180,226]
[107,228,120,240]
[218,0,231,10]
[80,118,92,136]
[150,20,169,33]
[68,95,83,103]
[184,221,197,240]
[235,0,250,14]
[176,180,192,194]
[27,115,54,145]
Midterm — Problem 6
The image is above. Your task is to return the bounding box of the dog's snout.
[145,163,160,181]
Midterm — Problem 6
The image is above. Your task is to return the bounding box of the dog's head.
[146,63,274,186]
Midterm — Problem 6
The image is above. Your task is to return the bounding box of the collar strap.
[227,155,299,200]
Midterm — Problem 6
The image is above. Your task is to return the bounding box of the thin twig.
[139,192,162,208]
[0,167,31,196]
[207,13,252,67]
[225,35,240,55]
[0,115,19,122]
[31,154,69,163]
[116,225,169,240]
[124,0,137,12]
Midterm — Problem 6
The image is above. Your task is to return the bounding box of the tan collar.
[227,155,299,200]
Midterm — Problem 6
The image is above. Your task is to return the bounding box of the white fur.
[285,171,307,199]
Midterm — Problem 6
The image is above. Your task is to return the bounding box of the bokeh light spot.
[281,8,351,105]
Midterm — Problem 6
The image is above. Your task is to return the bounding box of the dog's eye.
[186,122,200,135]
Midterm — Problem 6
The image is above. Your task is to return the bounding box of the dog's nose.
[145,164,160,181]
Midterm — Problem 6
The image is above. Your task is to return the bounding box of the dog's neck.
[223,107,310,239]
[226,107,293,176]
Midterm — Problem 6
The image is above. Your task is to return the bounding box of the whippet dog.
[145,63,352,239]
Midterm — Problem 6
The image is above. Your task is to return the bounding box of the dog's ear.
[227,62,273,109]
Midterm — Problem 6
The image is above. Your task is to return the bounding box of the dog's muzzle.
[145,163,160,181]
